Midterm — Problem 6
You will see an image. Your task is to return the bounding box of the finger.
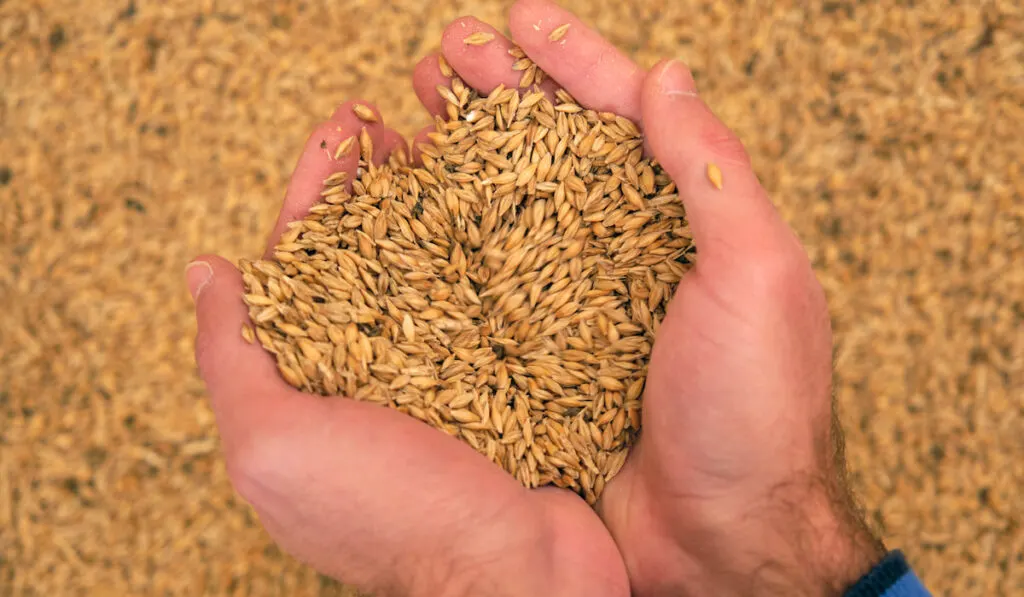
[641,59,800,268]
[440,16,558,96]
[508,0,644,123]
[242,391,611,597]
[412,54,452,118]
[411,124,436,166]
[186,256,327,443]
[265,121,357,256]
[373,127,409,166]
[328,100,408,166]
[266,103,407,257]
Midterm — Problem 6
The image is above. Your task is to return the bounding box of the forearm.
[618,472,888,597]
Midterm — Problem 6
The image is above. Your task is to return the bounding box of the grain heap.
[240,71,693,504]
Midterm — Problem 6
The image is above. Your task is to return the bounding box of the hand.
[188,110,628,596]
[459,0,884,594]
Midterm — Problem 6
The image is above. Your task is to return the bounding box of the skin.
[186,1,885,595]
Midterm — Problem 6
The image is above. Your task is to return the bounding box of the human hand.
[187,106,629,595]
[440,0,885,594]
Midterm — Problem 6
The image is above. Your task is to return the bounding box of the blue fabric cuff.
[843,550,931,597]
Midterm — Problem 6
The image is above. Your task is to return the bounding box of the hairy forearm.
[723,498,884,596]
[636,482,885,597]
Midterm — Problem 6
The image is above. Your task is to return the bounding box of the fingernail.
[659,59,699,97]
[185,261,213,302]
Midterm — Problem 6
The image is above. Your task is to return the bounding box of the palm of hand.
[222,386,624,596]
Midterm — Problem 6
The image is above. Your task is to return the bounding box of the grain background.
[1,0,1021,595]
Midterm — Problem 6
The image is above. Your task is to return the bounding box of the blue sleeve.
[844,550,932,597]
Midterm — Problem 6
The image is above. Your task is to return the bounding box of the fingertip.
[330,99,384,126]
[441,17,521,94]
[327,101,404,166]
[640,60,750,176]
[639,62,677,157]
[185,259,214,303]
[373,128,409,166]
[441,15,484,46]
[191,253,238,276]
[191,256,245,371]
[440,16,474,58]
[507,0,644,120]
[190,255,246,334]
[411,125,436,165]
[645,58,699,99]
[186,254,233,305]
[413,53,445,81]
[412,54,450,118]
[264,120,357,257]
[307,120,355,165]
[190,255,292,400]
[507,0,540,37]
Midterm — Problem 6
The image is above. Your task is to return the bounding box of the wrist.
[673,481,884,596]
[614,470,885,597]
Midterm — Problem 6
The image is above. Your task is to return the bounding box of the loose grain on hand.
[706,162,723,190]
[509,46,546,88]
[463,32,496,46]
[437,55,455,78]
[548,24,571,42]
[352,104,378,123]
[241,77,693,504]
[333,136,356,160]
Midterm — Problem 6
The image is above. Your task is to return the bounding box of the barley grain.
[706,162,723,190]
[437,54,454,78]
[352,103,378,123]
[241,75,693,505]
[463,32,495,46]
[333,136,356,160]
[549,23,571,42]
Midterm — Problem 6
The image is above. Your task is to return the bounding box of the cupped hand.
[188,104,628,597]
[189,0,885,594]
[424,0,884,595]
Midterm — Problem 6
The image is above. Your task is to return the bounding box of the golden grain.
[352,103,378,123]
[240,75,693,504]
[437,54,454,78]
[707,162,723,190]
[549,23,571,42]
[463,32,496,46]
[333,136,356,160]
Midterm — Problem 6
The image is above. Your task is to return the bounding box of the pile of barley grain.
[240,72,692,504]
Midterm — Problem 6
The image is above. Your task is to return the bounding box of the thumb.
[641,59,803,272]
[186,255,316,440]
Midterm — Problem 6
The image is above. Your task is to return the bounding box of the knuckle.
[222,436,280,505]
[698,120,751,167]
[744,247,814,302]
